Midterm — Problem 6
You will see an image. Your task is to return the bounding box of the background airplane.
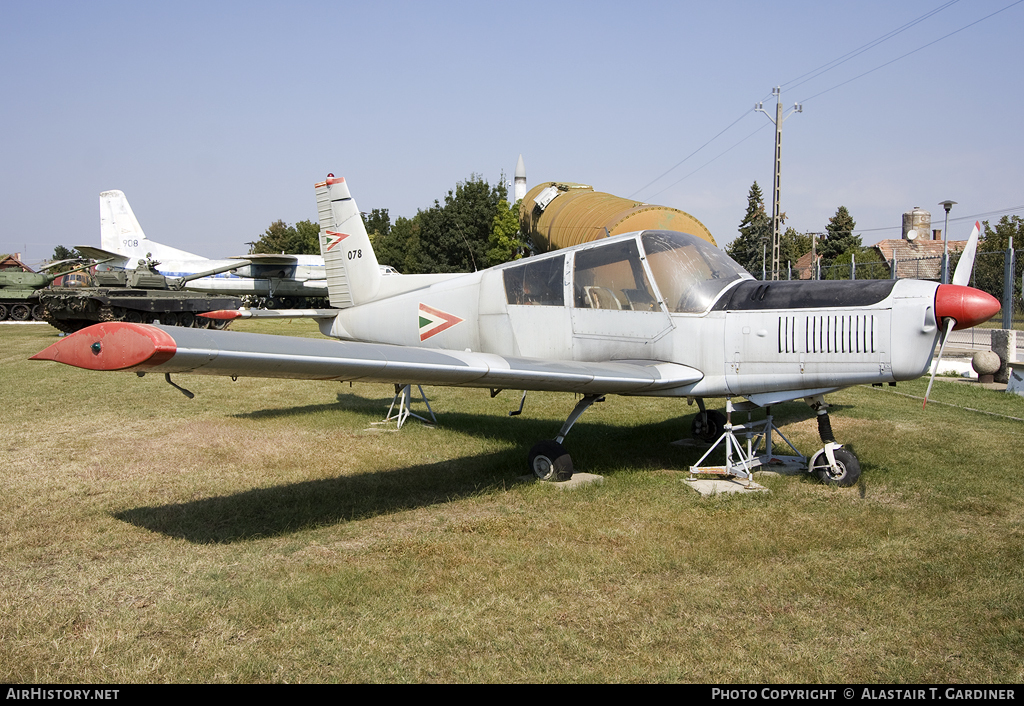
[33,176,1000,487]
[74,190,329,306]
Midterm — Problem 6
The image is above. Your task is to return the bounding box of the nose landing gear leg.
[806,395,861,487]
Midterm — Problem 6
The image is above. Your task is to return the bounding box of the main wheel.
[810,447,861,487]
[528,440,573,482]
[10,303,31,321]
[691,410,726,443]
[0,304,8,321]
[31,304,45,320]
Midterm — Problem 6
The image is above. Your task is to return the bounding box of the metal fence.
[781,248,1024,331]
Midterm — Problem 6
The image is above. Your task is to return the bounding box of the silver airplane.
[32,176,1000,486]
[75,190,328,304]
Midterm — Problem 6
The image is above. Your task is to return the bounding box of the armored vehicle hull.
[36,287,243,333]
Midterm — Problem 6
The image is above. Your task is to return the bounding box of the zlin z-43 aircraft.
[32,175,1000,486]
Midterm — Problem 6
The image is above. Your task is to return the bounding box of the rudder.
[315,176,381,308]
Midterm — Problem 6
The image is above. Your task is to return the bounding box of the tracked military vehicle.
[36,259,244,333]
[0,260,97,322]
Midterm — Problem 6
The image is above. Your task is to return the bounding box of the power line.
[628,109,752,199]
[781,1,961,93]
[643,122,772,201]
[631,1,1022,202]
[798,0,1024,104]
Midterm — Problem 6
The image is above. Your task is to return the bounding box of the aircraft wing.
[31,322,703,395]
[228,254,300,265]
[74,245,130,268]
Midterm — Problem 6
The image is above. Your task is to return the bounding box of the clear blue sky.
[2,0,1022,266]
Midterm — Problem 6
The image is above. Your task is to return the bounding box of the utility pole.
[756,87,802,280]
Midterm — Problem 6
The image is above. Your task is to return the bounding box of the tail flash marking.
[418,303,464,341]
[324,231,351,251]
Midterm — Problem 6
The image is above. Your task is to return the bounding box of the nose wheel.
[806,395,861,487]
[808,444,861,487]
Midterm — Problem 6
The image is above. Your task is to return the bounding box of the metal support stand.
[689,399,805,484]
[383,384,436,429]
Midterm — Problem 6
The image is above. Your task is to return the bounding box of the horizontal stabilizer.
[74,245,129,268]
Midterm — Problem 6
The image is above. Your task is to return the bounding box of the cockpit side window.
[641,231,750,313]
[503,255,565,306]
[572,239,657,311]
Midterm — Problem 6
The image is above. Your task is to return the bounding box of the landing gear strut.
[805,395,861,487]
[526,394,603,481]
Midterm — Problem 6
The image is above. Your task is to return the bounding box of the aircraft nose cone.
[934,284,1001,330]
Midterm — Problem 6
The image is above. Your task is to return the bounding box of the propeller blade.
[923,318,956,408]
[952,221,981,287]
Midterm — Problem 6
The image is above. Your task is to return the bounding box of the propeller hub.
[934,284,1001,330]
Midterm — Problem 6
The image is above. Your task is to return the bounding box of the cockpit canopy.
[640,230,752,313]
[501,230,752,313]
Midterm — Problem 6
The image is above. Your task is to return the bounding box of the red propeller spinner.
[934,284,1001,330]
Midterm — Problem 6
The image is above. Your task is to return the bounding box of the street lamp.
[939,200,957,284]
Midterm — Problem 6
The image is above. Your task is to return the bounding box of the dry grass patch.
[2,322,1023,682]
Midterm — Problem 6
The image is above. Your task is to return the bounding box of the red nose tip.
[934,284,1001,330]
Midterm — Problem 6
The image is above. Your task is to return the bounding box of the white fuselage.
[318,232,940,401]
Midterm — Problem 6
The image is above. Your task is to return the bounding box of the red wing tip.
[29,322,177,371]
[199,310,242,320]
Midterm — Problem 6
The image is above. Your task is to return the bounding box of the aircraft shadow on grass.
[113,395,836,544]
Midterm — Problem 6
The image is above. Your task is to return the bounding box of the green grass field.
[2,320,1022,683]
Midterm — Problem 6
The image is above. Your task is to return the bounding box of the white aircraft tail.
[315,176,381,308]
[99,190,201,265]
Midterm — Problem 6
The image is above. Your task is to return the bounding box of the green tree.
[415,174,507,273]
[486,198,527,266]
[726,182,772,277]
[779,227,812,271]
[363,208,391,246]
[252,219,320,255]
[50,245,84,273]
[818,206,860,265]
[825,246,888,280]
[375,215,422,273]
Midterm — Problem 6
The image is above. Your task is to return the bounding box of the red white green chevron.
[418,303,463,341]
[323,230,350,251]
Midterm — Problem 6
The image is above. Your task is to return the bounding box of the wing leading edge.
[31,322,703,395]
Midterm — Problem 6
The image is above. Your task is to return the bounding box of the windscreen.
[641,231,751,313]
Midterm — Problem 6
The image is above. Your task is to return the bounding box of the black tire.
[10,303,31,321]
[0,304,8,321]
[528,440,573,482]
[811,447,861,487]
[31,304,45,320]
[691,410,726,443]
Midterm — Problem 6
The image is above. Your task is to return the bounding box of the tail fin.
[315,176,381,308]
[100,190,148,255]
[99,190,200,264]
